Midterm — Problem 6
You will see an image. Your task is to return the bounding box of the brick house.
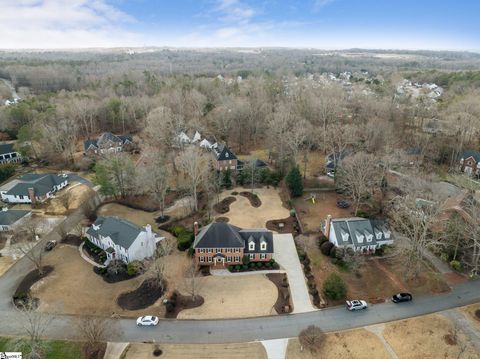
[459,150,480,177]
[211,143,238,171]
[84,132,133,156]
[192,222,274,268]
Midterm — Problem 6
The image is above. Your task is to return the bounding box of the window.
[207,257,213,263]
[260,242,267,251]
[248,242,255,251]
[227,256,232,262]
[226,248,231,253]
[235,248,240,253]
[234,256,240,262]
[208,248,212,253]
[249,254,255,260]
[216,248,222,253]
[200,257,205,263]
[260,253,267,260]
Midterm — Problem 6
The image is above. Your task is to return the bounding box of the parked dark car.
[392,293,413,303]
[44,240,57,251]
[336,200,350,209]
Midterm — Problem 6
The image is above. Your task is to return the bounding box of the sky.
[0,0,478,50]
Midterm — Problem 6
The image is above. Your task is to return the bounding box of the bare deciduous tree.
[298,325,326,353]
[183,261,204,302]
[75,316,111,358]
[138,153,170,218]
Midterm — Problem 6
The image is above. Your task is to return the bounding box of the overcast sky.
[0,0,478,50]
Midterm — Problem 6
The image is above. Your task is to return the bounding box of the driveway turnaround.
[273,234,317,313]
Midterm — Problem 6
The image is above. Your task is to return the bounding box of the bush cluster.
[322,273,347,300]
[228,258,279,272]
[169,224,194,251]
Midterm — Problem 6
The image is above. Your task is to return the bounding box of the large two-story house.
[459,150,480,177]
[324,215,394,253]
[211,143,238,172]
[192,222,274,267]
[84,132,133,156]
[0,173,68,205]
[86,216,163,264]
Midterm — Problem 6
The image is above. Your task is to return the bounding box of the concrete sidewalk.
[273,233,317,313]
[104,342,129,359]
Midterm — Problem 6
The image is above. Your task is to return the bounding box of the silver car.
[346,300,368,311]
[136,316,159,326]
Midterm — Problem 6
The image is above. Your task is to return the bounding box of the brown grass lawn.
[383,314,479,359]
[293,191,351,232]
[286,328,390,359]
[304,235,449,306]
[124,342,267,359]
[460,303,480,332]
[44,184,94,215]
[299,150,326,179]
[177,274,278,319]
[217,187,289,230]
[32,245,188,317]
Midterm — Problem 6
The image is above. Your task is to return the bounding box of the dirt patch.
[14,266,54,307]
[164,291,204,319]
[97,203,156,227]
[239,191,262,207]
[213,196,236,214]
[124,342,267,359]
[177,274,277,319]
[383,314,479,359]
[62,234,83,246]
[267,273,292,314]
[114,192,177,212]
[215,216,230,223]
[117,278,166,310]
[266,216,300,235]
[286,329,390,359]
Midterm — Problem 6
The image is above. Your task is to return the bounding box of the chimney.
[28,187,36,208]
[2,207,7,212]
[194,221,199,237]
[325,215,332,239]
[145,224,152,239]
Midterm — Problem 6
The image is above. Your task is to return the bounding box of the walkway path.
[79,242,106,268]
[103,342,129,359]
[261,338,289,359]
[273,233,317,313]
[441,308,480,353]
[366,324,399,359]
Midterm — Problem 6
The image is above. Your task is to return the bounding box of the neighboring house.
[86,216,164,264]
[0,208,31,231]
[84,132,133,156]
[459,150,480,176]
[211,143,238,171]
[193,222,273,267]
[0,173,68,205]
[324,215,394,253]
[0,143,22,164]
[237,158,267,171]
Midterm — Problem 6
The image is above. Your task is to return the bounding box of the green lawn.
[0,337,84,359]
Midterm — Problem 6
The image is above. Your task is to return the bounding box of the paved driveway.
[273,234,317,313]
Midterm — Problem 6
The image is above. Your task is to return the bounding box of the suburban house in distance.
[324,215,394,253]
[193,222,273,267]
[84,132,133,156]
[0,173,68,205]
[212,143,238,171]
[86,216,164,263]
[459,150,480,176]
[0,208,31,231]
[0,143,22,164]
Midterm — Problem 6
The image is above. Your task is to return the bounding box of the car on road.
[346,300,368,311]
[392,293,413,303]
[44,240,57,251]
[136,316,159,326]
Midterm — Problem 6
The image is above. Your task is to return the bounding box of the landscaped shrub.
[266,262,271,268]
[318,234,328,246]
[170,224,188,237]
[322,273,347,300]
[249,262,256,268]
[177,232,194,251]
[126,260,144,276]
[256,262,263,268]
[440,252,449,262]
[235,265,241,271]
[242,265,248,270]
[187,247,195,257]
[450,260,462,271]
[242,255,250,265]
[272,262,280,270]
[228,265,234,272]
[329,246,338,258]
[320,241,334,256]
[286,167,303,197]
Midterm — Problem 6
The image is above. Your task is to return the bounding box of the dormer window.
[374,228,383,240]
[260,241,267,251]
[226,152,229,158]
[365,231,373,243]
[384,229,391,239]
[341,229,349,242]
[355,231,364,243]
[249,241,255,251]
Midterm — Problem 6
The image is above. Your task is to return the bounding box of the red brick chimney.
[325,215,332,239]
[194,221,199,237]
[27,187,36,208]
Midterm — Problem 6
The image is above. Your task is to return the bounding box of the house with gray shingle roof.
[324,216,393,253]
[459,150,480,177]
[193,222,273,267]
[0,208,31,231]
[84,132,133,156]
[211,143,238,172]
[86,216,164,264]
[0,143,22,164]
[0,173,68,205]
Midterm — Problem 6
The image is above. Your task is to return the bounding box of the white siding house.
[0,173,68,204]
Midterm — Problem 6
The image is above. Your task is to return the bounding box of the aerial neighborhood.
[0,46,479,358]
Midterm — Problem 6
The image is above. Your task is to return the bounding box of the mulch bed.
[475,309,480,320]
[155,215,171,224]
[239,191,262,207]
[164,291,204,318]
[93,267,137,283]
[83,243,106,265]
[215,217,230,223]
[266,216,300,235]
[117,278,166,310]
[266,273,292,314]
[213,196,236,214]
[13,266,54,308]
[62,234,84,246]
[115,191,178,212]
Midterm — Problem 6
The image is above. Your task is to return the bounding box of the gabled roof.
[212,144,237,161]
[84,139,98,151]
[5,173,67,197]
[0,143,17,156]
[460,150,480,163]
[84,133,132,151]
[0,209,30,226]
[330,217,393,247]
[86,216,145,250]
[240,229,273,253]
[193,222,244,248]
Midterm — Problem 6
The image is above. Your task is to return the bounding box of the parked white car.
[136,316,159,326]
[346,300,368,311]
